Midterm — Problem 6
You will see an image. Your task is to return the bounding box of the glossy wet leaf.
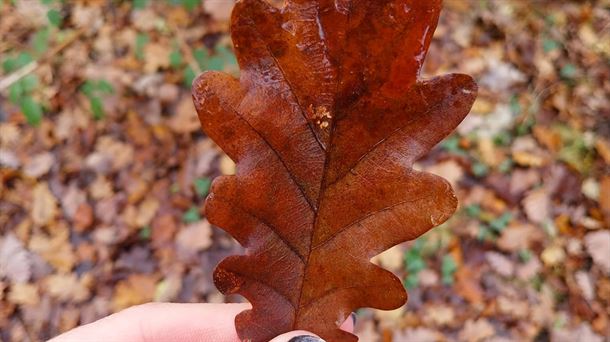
[192,1,477,341]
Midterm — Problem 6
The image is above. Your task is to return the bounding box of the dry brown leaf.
[204,0,235,21]
[8,283,39,306]
[23,152,55,178]
[584,230,610,275]
[371,245,404,273]
[29,230,76,273]
[60,183,87,219]
[0,234,32,283]
[89,175,114,200]
[497,223,540,252]
[73,203,94,232]
[455,265,484,305]
[575,270,594,301]
[144,43,170,73]
[95,136,134,171]
[516,256,542,281]
[112,274,158,311]
[426,160,464,188]
[552,323,604,342]
[176,220,213,259]
[522,188,550,224]
[45,273,92,303]
[31,182,58,227]
[595,138,610,165]
[541,245,566,267]
[168,95,201,134]
[423,305,455,327]
[485,251,514,277]
[458,318,495,342]
[135,197,160,227]
[356,320,381,342]
[600,176,610,225]
[497,296,528,319]
[395,327,442,342]
[154,273,182,302]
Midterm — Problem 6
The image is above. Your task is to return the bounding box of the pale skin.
[50,303,354,342]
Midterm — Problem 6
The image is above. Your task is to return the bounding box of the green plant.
[80,80,114,120]
[403,239,427,289]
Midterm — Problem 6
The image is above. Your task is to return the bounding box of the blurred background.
[0,0,609,341]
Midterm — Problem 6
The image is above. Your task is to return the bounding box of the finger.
[49,303,250,342]
[269,331,323,342]
[268,312,355,342]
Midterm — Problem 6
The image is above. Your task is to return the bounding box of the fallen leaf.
[575,270,594,301]
[89,175,114,200]
[458,318,495,342]
[8,283,39,306]
[552,323,604,342]
[73,203,94,232]
[45,273,92,303]
[0,234,32,284]
[516,256,542,280]
[135,197,160,227]
[426,160,464,188]
[112,274,158,311]
[522,188,550,224]
[31,182,58,226]
[584,230,610,275]
[455,265,484,305]
[497,223,540,252]
[154,273,183,302]
[371,245,404,273]
[23,152,55,178]
[423,305,455,327]
[175,220,213,259]
[144,43,170,73]
[168,95,200,134]
[485,251,514,277]
[356,320,381,342]
[60,183,87,219]
[29,230,76,273]
[395,327,442,342]
[541,245,566,267]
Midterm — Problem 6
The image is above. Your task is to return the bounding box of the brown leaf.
[584,230,610,275]
[458,318,495,342]
[497,223,541,252]
[8,283,39,306]
[44,273,92,303]
[522,188,551,224]
[175,220,213,259]
[29,229,76,273]
[23,152,55,178]
[112,274,158,311]
[0,234,32,283]
[73,203,94,232]
[485,251,514,277]
[31,182,58,227]
[192,1,476,341]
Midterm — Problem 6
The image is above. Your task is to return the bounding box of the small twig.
[0,29,84,92]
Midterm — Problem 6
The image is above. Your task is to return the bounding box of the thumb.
[269,331,325,342]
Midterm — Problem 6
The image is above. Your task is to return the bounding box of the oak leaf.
[192,1,477,341]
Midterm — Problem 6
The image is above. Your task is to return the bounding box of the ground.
[0,0,609,341]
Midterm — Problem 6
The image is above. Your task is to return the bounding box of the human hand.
[50,303,355,342]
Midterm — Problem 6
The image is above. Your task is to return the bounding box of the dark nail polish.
[287,335,325,342]
[350,312,357,326]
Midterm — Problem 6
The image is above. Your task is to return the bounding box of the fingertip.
[269,330,324,342]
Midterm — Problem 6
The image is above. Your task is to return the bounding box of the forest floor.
[1,0,609,341]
